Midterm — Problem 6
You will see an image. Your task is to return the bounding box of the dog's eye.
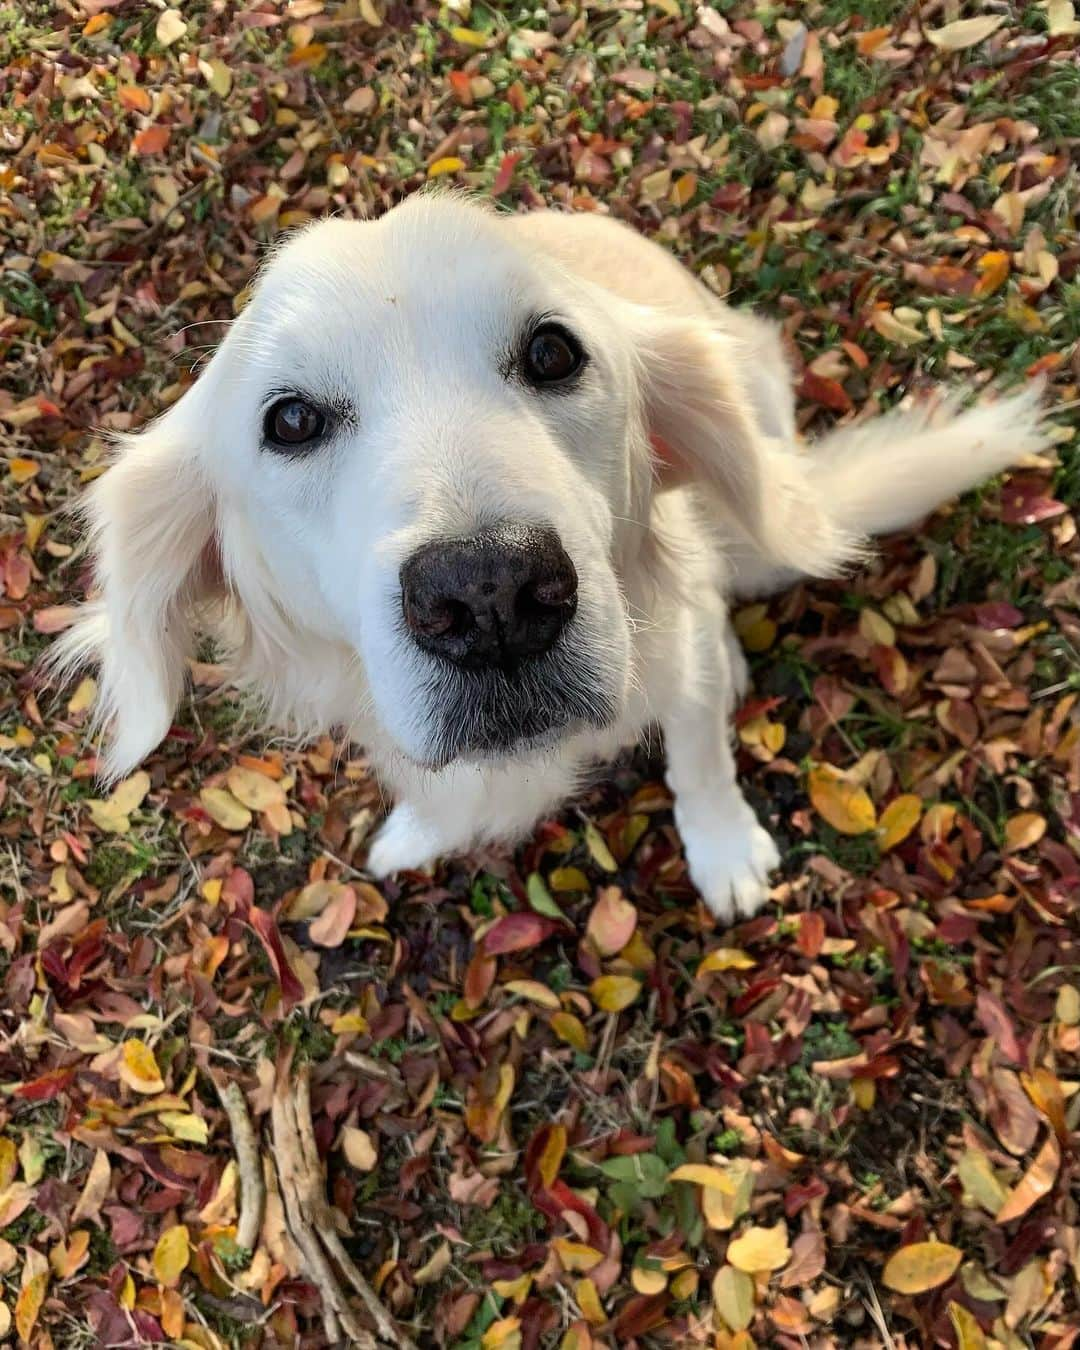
[523,324,585,387]
[263,397,326,450]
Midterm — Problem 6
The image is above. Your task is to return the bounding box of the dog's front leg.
[651,614,779,924]
[365,758,576,879]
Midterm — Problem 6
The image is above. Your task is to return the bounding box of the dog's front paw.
[679,805,780,926]
[365,804,440,879]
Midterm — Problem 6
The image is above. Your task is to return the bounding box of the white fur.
[49,193,1051,923]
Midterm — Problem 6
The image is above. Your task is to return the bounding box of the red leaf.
[482,912,560,955]
[799,370,853,413]
[1000,479,1066,525]
[249,908,306,1009]
[972,602,1024,630]
[492,151,522,196]
[14,1067,75,1100]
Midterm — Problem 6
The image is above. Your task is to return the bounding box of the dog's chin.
[408,649,621,770]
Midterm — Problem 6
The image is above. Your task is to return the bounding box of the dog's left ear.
[633,312,860,578]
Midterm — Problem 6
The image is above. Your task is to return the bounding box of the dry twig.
[212,1077,265,1255]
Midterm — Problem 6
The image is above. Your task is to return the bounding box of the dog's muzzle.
[398,524,612,763]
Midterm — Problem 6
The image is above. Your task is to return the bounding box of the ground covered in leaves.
[1,1,1079,1347]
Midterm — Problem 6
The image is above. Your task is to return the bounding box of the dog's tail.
[731,383,1052,598]
[805,382,1051,539]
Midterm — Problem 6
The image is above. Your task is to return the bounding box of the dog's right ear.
[48,411,221,781]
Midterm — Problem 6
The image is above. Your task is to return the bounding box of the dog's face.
[215,203,640,766]
[58,194,848,779]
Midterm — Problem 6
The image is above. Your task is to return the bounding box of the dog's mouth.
[414,648,618,766]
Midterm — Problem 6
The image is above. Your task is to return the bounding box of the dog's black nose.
[400,525,577,670]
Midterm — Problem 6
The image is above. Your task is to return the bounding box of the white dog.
[53,192,1049,921]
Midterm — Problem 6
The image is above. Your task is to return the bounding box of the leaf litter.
[0,1,1078,1347]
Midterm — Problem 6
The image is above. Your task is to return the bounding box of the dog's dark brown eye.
[523,325,585,386]
[264,397,326,449]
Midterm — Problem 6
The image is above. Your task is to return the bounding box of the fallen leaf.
[152,1224,190,1288]
[590,975,641,1013]
[882,1241,963,1293]
[877,794,922,850]
[713,1265,755,1332]
[995,1133,1060,1224]
[119,1039,165,1095]
[342,1126,378,1172]
[155,8,187,45]
[308,884,357,947]
[926,16,1005,51]
[808,765,877,835]
[200,787,253,831]
[727,1223,791,1274]
[668,1164,737,1193]
[586,887,637,956]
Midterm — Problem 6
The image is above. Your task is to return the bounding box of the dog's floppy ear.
[634,312,862,578]
[49,412,220,780]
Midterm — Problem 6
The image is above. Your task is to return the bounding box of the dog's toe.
[681,809,779,926]
[365,804,439,878]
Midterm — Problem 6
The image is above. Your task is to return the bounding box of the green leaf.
[598,1152,670,1198]
[525,872,568,921]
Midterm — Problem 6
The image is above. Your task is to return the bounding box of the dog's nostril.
[399,524,577,669]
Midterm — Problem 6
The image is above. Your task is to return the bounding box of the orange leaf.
[132,125,171,156]
[995,1132,1060,1224]
[288,42,327,67]
[808,765,876,835]
[118,85,152,113]
[1004,812,1046,853]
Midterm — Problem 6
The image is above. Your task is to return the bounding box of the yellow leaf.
[450,25,490,46]
[119,1039,165,1095]
[157,1112,209,1145]
[0,1140,14,1190]
[503,979,561,1010]
[727,1222,791,1274]
[590,975,641,1013]
[482,1316,523,1349]
[668,1164,737,1193]
[808,764,876,835]
[1047,0,1080,36]
[701,1160,755,1231]
[584,822,618,871]
[342,1126,378,1172]
[225,765,286,811]
[926,16,1005,51]
[876,794,922,851]
[734,604,777,653]
[698,947,756,975]
[852,1077,876,1110]
[882,1241,963,1294]
[712,1264,755,1332]
[632,1263,667,1295]
[552,1238,603,1272]
[492,1272,533,1303]
[958,1148,1008,1215]
[155,7,187,45]
[949,1302,987,1350]
[152,1223,190,1288]
[15,1272,47,1342]
[575,1277,606,1325]
[428,156,466,177]
[538,1124,566,1189]
[199,787,252,831]
[550,1011,589,1051]
[67,677,97,716]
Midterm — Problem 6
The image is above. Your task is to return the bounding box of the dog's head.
[55,193,852,778]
